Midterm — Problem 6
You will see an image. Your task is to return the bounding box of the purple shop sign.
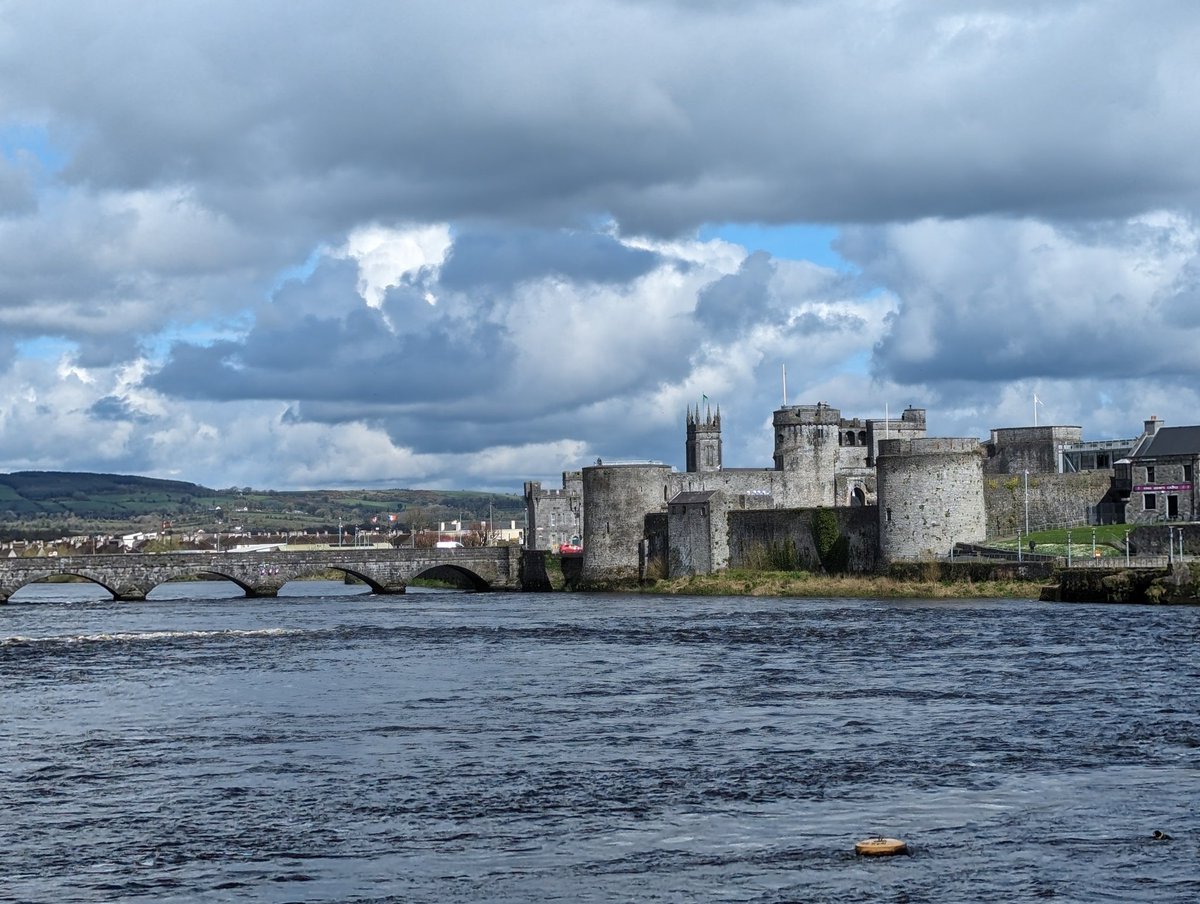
[1133,483,1192,492]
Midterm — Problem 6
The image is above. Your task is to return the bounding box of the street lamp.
[1125,529,1131,566]
[1067,529,1072,567]
[1023,469,1030,538]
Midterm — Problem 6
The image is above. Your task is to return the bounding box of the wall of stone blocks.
[982,470,1114,536]
[877,438,986,562]
[581,463,674,584]
[669,501,715,576]
[983,426,1082,475]
[726,507,880,573]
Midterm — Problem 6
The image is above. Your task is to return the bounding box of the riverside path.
[0,546,525,602]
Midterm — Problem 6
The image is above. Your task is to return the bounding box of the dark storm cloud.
[3,1,1199,238]
[694,252,775,330]
[147,309,506,406]
[88,395,151,423]
[439,229,663,291]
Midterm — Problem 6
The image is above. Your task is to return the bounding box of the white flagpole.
[885,402,889,439]
[782,364,788,406]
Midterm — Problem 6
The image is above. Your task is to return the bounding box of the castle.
[524,401,1197,583]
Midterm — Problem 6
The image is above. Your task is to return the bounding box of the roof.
[1135,426,1200,459]
[669,490,718,505]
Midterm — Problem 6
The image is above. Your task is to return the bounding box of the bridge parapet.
[0,546,526,602]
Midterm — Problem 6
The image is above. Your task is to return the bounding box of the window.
[1186,464,1194,482]
[1147,466,1156,483]
[1145,494,1156,510]
[1168,495,1179,518]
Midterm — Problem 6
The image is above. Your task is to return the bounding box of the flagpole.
[782,364,788,406]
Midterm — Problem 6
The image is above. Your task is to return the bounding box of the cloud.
[861,212,1200,384]
[2,2,1198,233]
[4,3,1200,490]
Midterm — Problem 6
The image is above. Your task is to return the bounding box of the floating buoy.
[855,836,908,856]
[1151,830,1173,841]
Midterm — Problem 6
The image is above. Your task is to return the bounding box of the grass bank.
[628,569,1046,600]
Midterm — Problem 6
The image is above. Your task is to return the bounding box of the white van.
[434,540,464,549]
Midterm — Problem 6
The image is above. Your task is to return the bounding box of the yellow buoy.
[855,836,908,856]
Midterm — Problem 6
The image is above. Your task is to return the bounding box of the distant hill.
[0,471,524,538]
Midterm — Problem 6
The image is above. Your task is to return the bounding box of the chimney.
[1144,415,1162,436]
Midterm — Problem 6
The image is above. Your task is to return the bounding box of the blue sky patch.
[699,223,850,270]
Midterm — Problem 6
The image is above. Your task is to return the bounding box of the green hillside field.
[0,471,525,540]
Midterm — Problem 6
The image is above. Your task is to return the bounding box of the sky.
[3,1,1200,492]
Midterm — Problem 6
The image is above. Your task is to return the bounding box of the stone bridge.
[0,546,527,602]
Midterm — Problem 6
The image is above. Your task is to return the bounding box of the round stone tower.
[772,402,842,507]
[876,437,986,562]
[581,462,675,584]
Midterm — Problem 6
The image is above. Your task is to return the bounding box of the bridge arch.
[410,564,492,591]
[3,570,122,601]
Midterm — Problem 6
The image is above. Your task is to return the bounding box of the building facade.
[530,398,1185,584]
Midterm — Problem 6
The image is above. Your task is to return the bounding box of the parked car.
[560,543,583,554]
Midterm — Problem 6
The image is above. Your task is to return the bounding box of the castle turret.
[772,402,842,507]
[686,405,722,473]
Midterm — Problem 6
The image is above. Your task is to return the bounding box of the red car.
[560,543,583,554]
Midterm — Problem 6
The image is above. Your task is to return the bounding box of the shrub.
[811,508,849,573]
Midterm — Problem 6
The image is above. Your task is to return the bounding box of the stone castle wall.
[726,507,879,573]
[581,463,674,584]
[983,470,1113,536]
[984,426,1083,475]
[877,438,986,562]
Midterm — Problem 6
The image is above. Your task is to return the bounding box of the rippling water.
[3,581,1199,902]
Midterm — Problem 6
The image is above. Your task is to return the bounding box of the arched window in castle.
[844,430,856,446]
[851,486,865,507]
[858,430,867,445]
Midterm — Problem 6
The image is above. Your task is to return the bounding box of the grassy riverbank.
[630,569,1046,599]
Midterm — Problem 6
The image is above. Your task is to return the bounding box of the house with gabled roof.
[1119,416,1200,523]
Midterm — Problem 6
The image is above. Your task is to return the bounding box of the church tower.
[686,404,722,473]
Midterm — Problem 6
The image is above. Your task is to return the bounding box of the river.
[2,582,1198,902]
